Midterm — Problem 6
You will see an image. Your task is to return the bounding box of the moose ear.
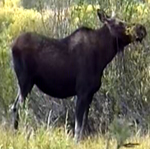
[97,9,110,23]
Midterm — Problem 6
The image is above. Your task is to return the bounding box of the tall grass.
[0,125,150,149]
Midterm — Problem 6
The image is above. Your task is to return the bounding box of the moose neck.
[96,25,127,70]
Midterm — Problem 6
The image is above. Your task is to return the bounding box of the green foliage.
[70,4,99,28]
[8,8,44,38]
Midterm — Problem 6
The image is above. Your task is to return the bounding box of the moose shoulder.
[11,10,147,142]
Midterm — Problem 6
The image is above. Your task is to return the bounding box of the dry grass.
[0,125,149,149]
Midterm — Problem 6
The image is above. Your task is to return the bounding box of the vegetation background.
[0,0,150,148]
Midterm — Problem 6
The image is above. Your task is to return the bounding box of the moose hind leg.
[11,89,21,129]
[11,77,33,129]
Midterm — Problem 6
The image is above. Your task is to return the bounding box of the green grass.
[0,125,149,149]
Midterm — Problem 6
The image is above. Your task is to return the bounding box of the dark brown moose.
[11,10,146,142]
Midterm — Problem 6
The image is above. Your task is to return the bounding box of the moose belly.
[34,74,76,98]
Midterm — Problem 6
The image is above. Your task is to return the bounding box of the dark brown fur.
[11,10,147,142]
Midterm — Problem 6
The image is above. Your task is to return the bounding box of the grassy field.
[0,125,149,149]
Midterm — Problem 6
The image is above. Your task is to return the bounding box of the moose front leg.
[74,93,93,143]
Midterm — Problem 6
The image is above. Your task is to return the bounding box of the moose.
[11,10,146,142]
